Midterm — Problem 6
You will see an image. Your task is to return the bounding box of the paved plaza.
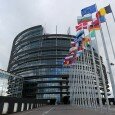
[11,105,115,115]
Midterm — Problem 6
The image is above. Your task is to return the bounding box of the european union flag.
[81,4,96,16]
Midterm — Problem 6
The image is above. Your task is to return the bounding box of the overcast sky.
[0,0,115,96]
[0,0,114,69]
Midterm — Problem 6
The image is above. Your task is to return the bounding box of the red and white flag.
[75,22,88,31]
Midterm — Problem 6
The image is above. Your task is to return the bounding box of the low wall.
[0,96,48,115]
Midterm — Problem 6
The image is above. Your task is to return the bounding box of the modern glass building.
[0,69,23,97]
[0,69,8,96]
[7,25,110,103]
[8,25,73,102]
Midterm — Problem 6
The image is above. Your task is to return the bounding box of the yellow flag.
[99,8,106,16]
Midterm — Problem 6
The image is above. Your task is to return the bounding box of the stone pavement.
[11,105,115,115]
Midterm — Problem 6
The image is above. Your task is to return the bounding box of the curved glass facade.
[8,25,73,101]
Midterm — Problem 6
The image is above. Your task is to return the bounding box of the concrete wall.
[0,96,48,114]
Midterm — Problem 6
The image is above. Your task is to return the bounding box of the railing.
[0,96,49,115]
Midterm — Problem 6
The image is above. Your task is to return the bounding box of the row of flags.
[76,14,106,31]
[81,4,112,16]
[98,5,112,16]
[64,4,113,66]
[64,31,91,65]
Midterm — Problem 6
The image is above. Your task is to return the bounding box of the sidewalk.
[11,105,115,115]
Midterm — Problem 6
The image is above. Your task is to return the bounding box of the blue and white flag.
[81,4,96,16]
[75,30,84,38]
[74,37,83,43]
[74,30,84,43]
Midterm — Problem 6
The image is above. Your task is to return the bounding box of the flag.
[104,5,112,14]
[96,13,106,23]
[89,25,100,31]
[82,37,90,48]
[85,42,90,47]
[64,58,73,65]
[99,5,112,16]
[75,22,88,31]
[90,30,96,38]
[81,4,96,16]
[65,55,74,60]
[71,41,76,47]
[82,37,91,42]
[99,8,106,16]
[69,50,76,55]
[99,16,106,23]
[81,22,88,29]
[77,46,83,53]
[74,37,83,43]
[75,30,84,38]
[96,12,106,23]
[76,24,82,31]
[92,18,99,26]
[92,17,105,25]
[96,11,100,18]
[69,47,77,53]
[64,55,76,65]
[73,40,82,49]
[63,59,70,65]
[77,14,92,24]
[78,40,82,47]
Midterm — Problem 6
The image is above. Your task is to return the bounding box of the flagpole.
[79,14,98,108]
[85,44,95,108]
[95,4,111,110]
[88,30,102,109]
[72,64,75,105]
[56,25,57,34]
[43,23,46,35]
[82,28,90,108]
[83,29,97,108]
[111,11,115,22]
[55,25,58,100]
[98,28,111,108]
[69,32,75,105]
[96,5,115,102]
[79,30,85,107]
[86,36,97,108]
[69,65,73,105]
[88,13,103,109]
[105,19,115,60]
[71,65,75,105]
[74,26,86,107]
[83,33,89,108]
[109,4,115,23]
[67,27,71,35]
[85,50,92,108]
